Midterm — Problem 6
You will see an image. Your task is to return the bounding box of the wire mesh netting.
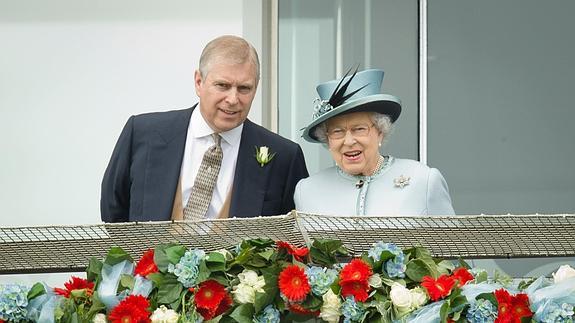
[1,213,574,274]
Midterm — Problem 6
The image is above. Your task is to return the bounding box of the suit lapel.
[230,120,269,217]
[144,107,194,220]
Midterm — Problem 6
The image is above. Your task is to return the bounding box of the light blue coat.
[294,157,455,216]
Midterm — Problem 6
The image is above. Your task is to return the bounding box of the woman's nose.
[343,130,356,145]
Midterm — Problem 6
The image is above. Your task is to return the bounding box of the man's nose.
[225,88,239,105]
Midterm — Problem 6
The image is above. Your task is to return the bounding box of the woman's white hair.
[313,112,393,145]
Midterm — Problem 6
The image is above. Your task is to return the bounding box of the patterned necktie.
[183,133,223,220]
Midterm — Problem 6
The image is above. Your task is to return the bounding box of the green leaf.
[254,269,279,313]
[196,260,211,284]
[405,258,434,282]
[437,260,455,275]
[381,277,404,287]
[229,303,255,323]
[475,270,488,283]
[309,238,347,267]
[494,270,513,287]
[205,252,226,272]
[119,274,135,291]
[457,258,471,269]
[147,272,164,286]
[165,245,187,264]
[258,249,274,261]
[104,246,132,266]
[154,244,186,272]
[86,291,107,318]
[439,301,449,323]
[157,274,184,304]
[86,257,103,283]
[449,294,468,312]
[300,294,322,311]
[245,238,275,249]
[517,277,537,291]
[27,282,46,300]
[476,292,498,308]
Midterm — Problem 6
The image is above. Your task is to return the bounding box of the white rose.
[320,289,341,323]
[232,283,256,304]
[389,283,412,309]
[150,305,179,323]
[368,274,382,288]
[238,270,258,285]
[258,146,269,160]
[238,270,266,292]
[553,265,575,283]
[409,287,428,309]
[92,313,107,323]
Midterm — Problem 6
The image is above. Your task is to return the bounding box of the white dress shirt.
[180,108,243,218]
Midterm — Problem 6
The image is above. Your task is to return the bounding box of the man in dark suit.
[101,35,308,222]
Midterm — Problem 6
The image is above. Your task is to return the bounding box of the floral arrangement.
[1,238,574,322]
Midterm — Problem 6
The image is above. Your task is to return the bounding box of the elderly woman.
[294,68,454,215]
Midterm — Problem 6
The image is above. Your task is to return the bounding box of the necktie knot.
[212,133,222,147]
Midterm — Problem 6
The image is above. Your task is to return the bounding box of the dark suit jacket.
[101,106,308,222]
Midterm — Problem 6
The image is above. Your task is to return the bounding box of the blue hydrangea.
[167,249,205,288]
[466,298,497,323]
[306,266,338,296]
[0,283,30,322]
[341,296,365,323]
[253,304,281,323]
[368,242,406,278]
[536,301,575,323]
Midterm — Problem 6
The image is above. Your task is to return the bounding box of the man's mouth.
[219,108,239,115]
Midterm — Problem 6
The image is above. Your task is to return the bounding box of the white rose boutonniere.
[255,146,276,167]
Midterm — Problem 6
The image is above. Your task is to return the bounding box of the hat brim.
[302,94,401,143]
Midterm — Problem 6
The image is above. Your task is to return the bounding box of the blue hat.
[302,68,401,143]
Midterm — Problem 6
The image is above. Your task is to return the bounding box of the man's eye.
[215,83,230,89]
[238,86,252,94]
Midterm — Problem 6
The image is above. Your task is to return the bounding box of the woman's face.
[326,112,383,176]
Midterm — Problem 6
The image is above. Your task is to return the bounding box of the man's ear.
[194,70,203,96]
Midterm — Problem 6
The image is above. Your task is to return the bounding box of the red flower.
[340,259,373,284]
[288,303,320,316]
[53,276,94,298]
[278,265,311,302]
[340,280,370,302]
[108,295,151,323]
[421,274,456,301]
[276,241,310,261]
[452,267,474,287]
[494,289,532,322]
[339,259,372,302]
[195,280,232,320]
[134,249,159,277]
